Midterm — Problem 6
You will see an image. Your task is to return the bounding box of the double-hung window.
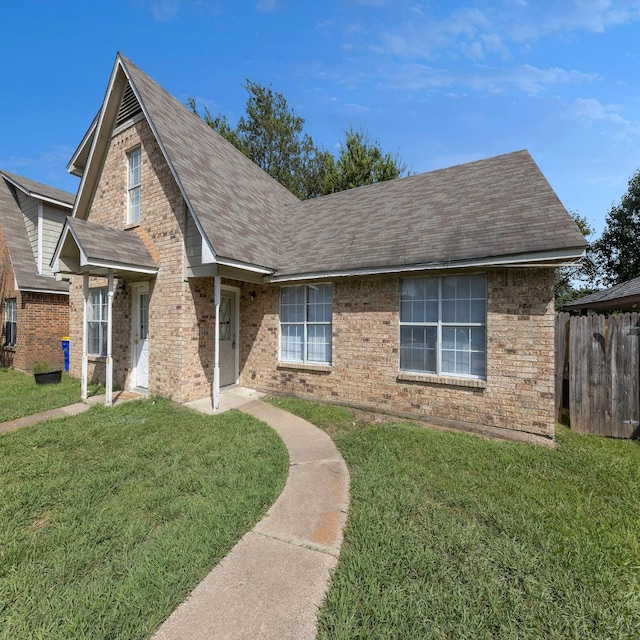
[88,288,108,357]
[4,298,16,347]
[280,284,332,364]
[127,147,141,224]
[400,274,486,378]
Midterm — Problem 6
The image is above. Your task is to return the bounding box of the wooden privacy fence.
[555,312,640,438]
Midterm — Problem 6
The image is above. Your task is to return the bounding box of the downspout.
[106,270,114,406]
[81,274,89,401]
[213,275,220,411]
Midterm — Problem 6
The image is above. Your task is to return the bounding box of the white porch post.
[81,273,89,401]
[213,275,221,411]
[105,270,114,407]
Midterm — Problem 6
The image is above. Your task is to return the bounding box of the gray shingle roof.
[65,217,158,273]
[121,55,299,269]
[74,55,588,279]
[0,172,71,293]
[276,150,587,277]
[564,276,640,311]
[2,171,75,207]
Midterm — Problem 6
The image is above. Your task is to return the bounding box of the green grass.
[0,398,288,640]
[0,368,99,423]
[268,397,640,640]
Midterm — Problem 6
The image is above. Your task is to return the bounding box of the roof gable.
[71,53,298,271]
[0,172,73,293]
[273,151,588,279]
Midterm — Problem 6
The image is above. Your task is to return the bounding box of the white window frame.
[88,287,108,357]
[400,274,487,379]
[127,146,141,224]
[4,298,17,347]
[280,284,333,365]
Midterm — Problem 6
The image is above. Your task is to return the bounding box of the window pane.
[400,326,436,373]
[470,274,486,298]
[281,286,305,322]
[442,300,455,323]
[441,349,455,374]
[456,299,470,322]
[471,352,486,377]
[470,299,486,323]
[456,276,470,298]
[308,285,332,323]
[471,327,486,352]
[442,277,456,300]
[307,324,331,363]
[455,351,470,375]
[281,324,303,362]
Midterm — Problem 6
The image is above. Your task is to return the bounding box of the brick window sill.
[397,371,486,389]
[277,362,332,374]
[2,345,16,351]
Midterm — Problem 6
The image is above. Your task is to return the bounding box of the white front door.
[219,290,237,387]
[133,284,149,389]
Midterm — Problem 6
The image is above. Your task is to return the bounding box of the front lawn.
[269,398,640,640]
[0,368,89,422]
[0,398,288,640]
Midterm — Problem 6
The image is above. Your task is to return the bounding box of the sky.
[2,1,640,239]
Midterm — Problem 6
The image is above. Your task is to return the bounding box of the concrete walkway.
[153,393,350,640]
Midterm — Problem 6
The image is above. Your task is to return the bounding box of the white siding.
[41,206,66,277]
[18,191,39,263]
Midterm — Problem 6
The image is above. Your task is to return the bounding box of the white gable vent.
[115,84,142,128]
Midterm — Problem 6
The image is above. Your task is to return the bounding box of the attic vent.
[115,84,142,128]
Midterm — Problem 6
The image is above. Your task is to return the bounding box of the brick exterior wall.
[67,113,557,440]
[0,215,69,372]
[238,268,557,439]
[68,117,211,403]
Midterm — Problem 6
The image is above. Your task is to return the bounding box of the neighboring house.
[52,53,587,442]
[0,171,74,371]
[564,277,640,313]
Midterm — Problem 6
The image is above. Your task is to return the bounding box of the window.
[400,274,486,378]
[88,288,108,357]
[4,298,16,347]
[127,147,141,224]
[280,284,332,364]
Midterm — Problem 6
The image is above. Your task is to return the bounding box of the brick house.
[53,53,587,442]
[0,171,74,372]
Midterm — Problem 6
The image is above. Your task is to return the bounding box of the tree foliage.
[554,211,596,310]
[188,81,407,200]
[586,169,640,287]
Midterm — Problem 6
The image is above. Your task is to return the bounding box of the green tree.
[326,126,407,193]
[587,168,640,287]
[188,82,407,199]
[555,211,596,310]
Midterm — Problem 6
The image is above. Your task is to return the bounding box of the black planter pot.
[34,370,63,385]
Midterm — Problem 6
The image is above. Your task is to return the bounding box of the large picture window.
[400,274,486,378]
[4,298,16,347]
[127,147,141,224]
[88,288,108,357]
[280,284,332,364]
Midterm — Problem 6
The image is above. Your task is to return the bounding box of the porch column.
[105,270,114,407]
[213,275,221,411]
[81,273,89,401]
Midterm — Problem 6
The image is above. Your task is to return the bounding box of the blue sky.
[2,1,640,238]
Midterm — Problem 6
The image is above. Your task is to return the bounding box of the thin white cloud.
[256,0,277,12]
[151,0,179,21]
[575,97,629,125]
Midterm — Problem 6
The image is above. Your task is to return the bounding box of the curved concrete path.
[153,398,350,640]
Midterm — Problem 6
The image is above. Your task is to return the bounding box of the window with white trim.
[400,274,486,378]
[88,288,108,357]
[280,284,332,364]
[127,147,141,224]
[4,298,16,347]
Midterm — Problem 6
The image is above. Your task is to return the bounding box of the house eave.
[266,247,586,283]
[1,173,74,209]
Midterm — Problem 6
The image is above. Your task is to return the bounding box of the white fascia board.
[71,57,127,220]
[80,258,158,275]
[50,222,73,269]
[215,256,274,275]
[67,114,99,176]
[18,287,69,296]
[266,247,587,283]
